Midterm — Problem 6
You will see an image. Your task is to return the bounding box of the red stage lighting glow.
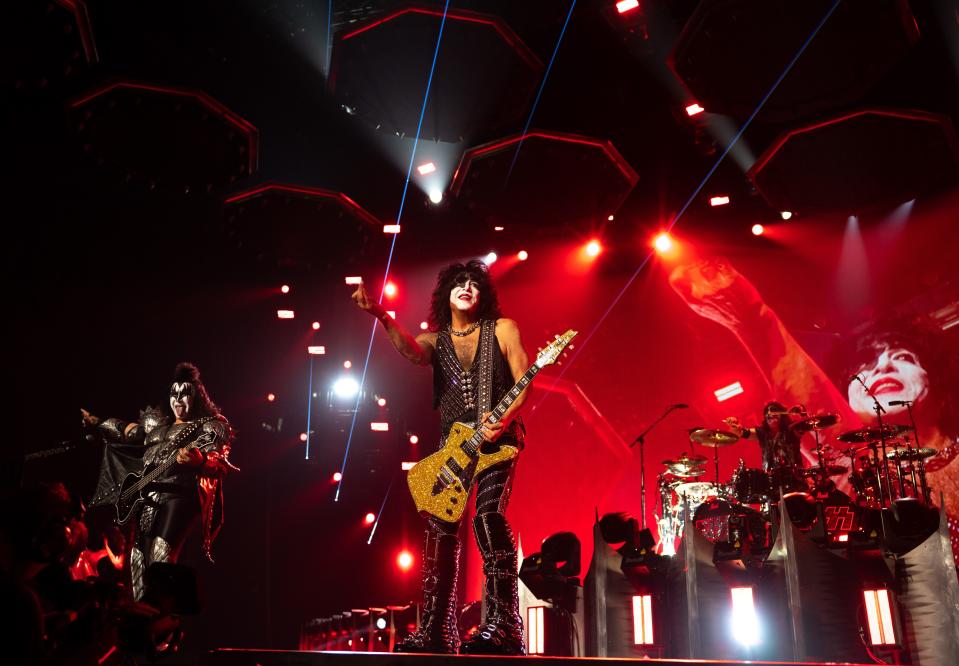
[685,103,705,117]
[312,321,321,330]
[280,284,291,294]
[417,162,436,175]
[307,345,326,355]
[267,393,276,402]
[299,433,308,442]
[384,282,397,298]
[409,434,419,445]
[377,397,387,407]
[494,226,505,231]
[277,309,295,319]
[401,461,416,471]
[653,232,673,254]
[419,321,429,330]
[616,0,640,14]
[751,224,765,236]
[714,381,744,402]
[397,550,414,571]
[780,211,793,220]
[607,214,615,221]
[632,595,654,645]
[585,240,602,257]
[332,472,342,482]
[343,360,352,369]
[527,606,545,654]
[370,422,389,432]
[710,195,730,207]
[863,589,897,646]
[383,224,401,234]
[518,250,529,261]
[345,276,363,285]
[364,512,376,525]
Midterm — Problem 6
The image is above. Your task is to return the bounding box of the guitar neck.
[487,364,540,425]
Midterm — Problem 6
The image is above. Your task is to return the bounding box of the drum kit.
[654,411,938,556]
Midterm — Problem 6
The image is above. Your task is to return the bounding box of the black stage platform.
[201,651,871,666]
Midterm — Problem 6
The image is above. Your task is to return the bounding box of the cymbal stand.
[630,404,683,529]
[900,400,930,503]
[854,376,890,507]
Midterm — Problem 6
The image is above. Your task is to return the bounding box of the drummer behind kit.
[653,407,939,558]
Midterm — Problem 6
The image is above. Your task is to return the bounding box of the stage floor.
[201,650,873,666]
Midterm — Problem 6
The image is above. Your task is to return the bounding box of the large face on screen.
[848,346,929,418]
[449,276,480,314]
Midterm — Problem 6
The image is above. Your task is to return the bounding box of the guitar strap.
[476,319,496,421]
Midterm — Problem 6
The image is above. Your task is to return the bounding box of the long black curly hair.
[427,260,502,331]
[172,362,222,419]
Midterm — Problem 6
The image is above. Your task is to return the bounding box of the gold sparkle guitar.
[407,329,577,522]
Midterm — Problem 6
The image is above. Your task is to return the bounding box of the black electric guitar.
[115,430,218,524]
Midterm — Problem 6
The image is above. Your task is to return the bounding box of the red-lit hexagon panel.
[748,108,959,214]
[670,0,918,123]
[450,130,638,228]
[10,0,98,92]
[70,82,258,193]
[223,184,383,273]
[330,6,543,143]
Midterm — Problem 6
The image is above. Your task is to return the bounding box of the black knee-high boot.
[460,512,526,655]
[394,521,461,653]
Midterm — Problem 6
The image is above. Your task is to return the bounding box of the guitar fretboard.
[461,364,540,457]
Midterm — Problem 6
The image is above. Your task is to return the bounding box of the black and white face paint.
[450,276,481,313]
[169,382,195,420]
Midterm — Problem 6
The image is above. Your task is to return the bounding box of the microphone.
[887,400,911,407]
[671,403,690,409]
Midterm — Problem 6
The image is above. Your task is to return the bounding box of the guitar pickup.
[445,458,464,476]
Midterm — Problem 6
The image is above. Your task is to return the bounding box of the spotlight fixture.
[616,0,640,14]
[377,397,387,407]
[780,211,793,220]
[370,422,389,432]
[730,587,760,647]
[281,284,291,294]
[332,376,359,399]
[485,252,498,265]
[375,617,387,630]
[585,240,601,257]
[299,433,308,442]
[397,550,414,571]
[653,233,672,253]
[518,250,529,261]
[710,195,730,207]
[685,103,705,117]
[364,512,376,525]
[408,434,419,445]
[383,224,401,234]
[345,276,363,285]
[312,321,321,330]
[343,360,352,369]
[428,188,443,205]
[417,162,436,175]
[494,226,505,231]
[307,345,326,355]
[333,472,342,482]
[751,224,765,236]
[714,381,744,402]
[266,393,276,402]
[384,282,397,298]
[277,310,295,319]
[419,321,429,330]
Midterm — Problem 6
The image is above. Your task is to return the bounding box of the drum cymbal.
[662,452,708,476]
[790,413,840,432]
[802,464,848,477]
[689,428,739,447]
[886,446,938,461]
[837,424,914,443]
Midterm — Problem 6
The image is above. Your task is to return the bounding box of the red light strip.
[714,381,744,402]
[863,589,897,645]
[632,595,653,645]
[56,0,99,63]
[223,183,381,228]
[527,606,545,654]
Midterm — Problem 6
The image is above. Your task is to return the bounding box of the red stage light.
[343,360,352,369]
[280,284,291,294]
[384,282,397,298]
[267,393,276,402]
[299,432,308,442]
[709,195,730,207]
[370,422,389,432]
[345,276,363,285]
[607,214,615,221]
[364,512,376,525]
[397,550,414,571]
[632,595,654,645]
[527,606,545,654]
[383,224,401,234]
[332,472,342,482]
[307,345,326,355]
[277,309,295,319]
[585,240,602,257]
[751,224,765,236]
[780,211,793,220]
[494,226,505,231]
[653,232,673,254]
[616,0,640,14]
[685,103,705,117]
[714,381,744,402]
[311,321,321,330]
[408,434,419,445]
[419,321,429,330]
[417,162,436,175]
[377,397,387,407]
[517,250,529,261]
[863,589,898,646]
[401,461,416,471]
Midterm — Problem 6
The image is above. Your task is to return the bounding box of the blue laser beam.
[335,0,451,502]
[304,354,314,460]
[367,474,396,545]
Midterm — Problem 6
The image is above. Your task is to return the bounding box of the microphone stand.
[855,376,890,507]
[630,404,682,530]
[899,400,929,503]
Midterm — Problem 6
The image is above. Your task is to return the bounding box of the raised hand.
[351,281,385,318]
[668,258,763,333]
[80,408,100,427]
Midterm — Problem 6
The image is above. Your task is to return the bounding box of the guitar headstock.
[535,329,578,368]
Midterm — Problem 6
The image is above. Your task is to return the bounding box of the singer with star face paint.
[83,362,236,600]
[351,259,530,655]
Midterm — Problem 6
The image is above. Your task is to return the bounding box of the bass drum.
[731,467,771,503]
[692,498,766,545]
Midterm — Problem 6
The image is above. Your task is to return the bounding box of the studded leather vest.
[432,320,524,446]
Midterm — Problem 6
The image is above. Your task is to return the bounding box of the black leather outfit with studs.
[395,320,526,655]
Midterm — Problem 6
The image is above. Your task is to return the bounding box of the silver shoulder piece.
[202,416,232,444]
[138,406,169,435]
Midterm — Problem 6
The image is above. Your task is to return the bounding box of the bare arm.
[480,318,530,441]
[351,281,433,366]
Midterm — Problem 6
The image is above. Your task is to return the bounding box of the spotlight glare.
[417,162,436,175]
[585,240,601,257]
[345,276,363,285]
[397,550,414,571]
[653,233,672,253]
[780,210,793,220]
[485,252,498,265]
[384,282,398,298]
[493,226,505,231]
[307,345,326,355]
[401,461,416,470]
[419,321,429,330]
[751,223,765,236]
[280,284,291,294]
[312,321,321,330]
[370,422,389,432]
[332,471,342,482]
[710,195,730,207]
[277,309,295,319]
[428,188,443,204]
[332,376,359,398]
[730,587,760,647]
[299,432,308,442]
[364,512,376,525]
[714,381,744,402]
[375,617,387,630]
[408,434,419,445]
[266,393,276,402]
[517,250,529,261]
[685,103,705,117]
[616,0,640,14]
[377,397,387,407]
[607,214,615,221]
[383,224,401,234]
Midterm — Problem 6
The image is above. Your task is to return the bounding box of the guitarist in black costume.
[352,260,530,655]
[82,362,235,600]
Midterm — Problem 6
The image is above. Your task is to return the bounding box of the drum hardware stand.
[630,403,687,529]
[895,399,930,503]
[853,375,893,507]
